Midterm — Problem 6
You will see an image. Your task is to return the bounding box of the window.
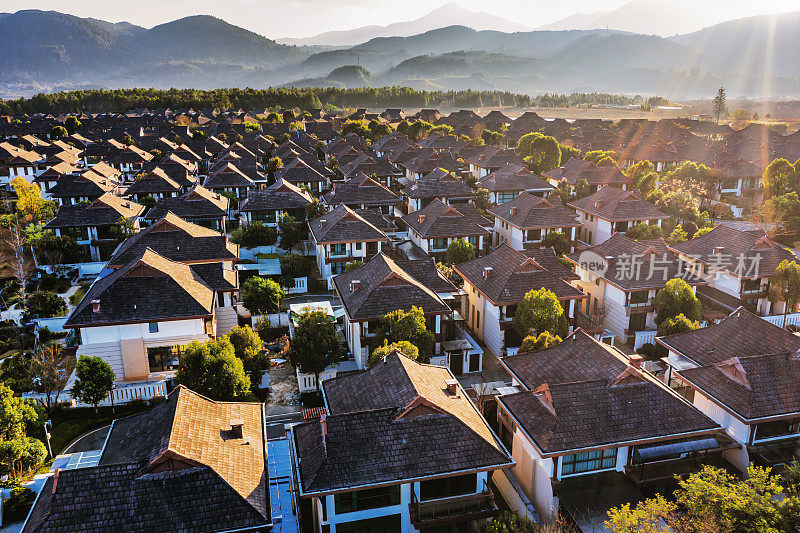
[497,192,516,204]
[420,473,477,501]
[354,242,362,251]
[337,515,401,533]
[147,345,186,372]
[330,243,347,257]
[754,419,800,442]
[432,238,448,251]
[468,236,479,249]
[148,322,159,333]
[560,449,616,476]
[334,486,401,514]
[628,290,649,307]
[741,278,762,294]
[614,221,629,233]
[525,229,542,242]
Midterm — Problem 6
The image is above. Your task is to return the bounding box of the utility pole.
[44,420,53,458]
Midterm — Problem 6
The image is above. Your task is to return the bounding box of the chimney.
[350,279,361,293]
[445,378,460,396]
[629,354,643,369]
[418,214,426,223]
[52,469,60,493]
[714,246,725,255]
[320,412,327,436]
[319,218,326,228]
[509,207,517,215]
[230,418,244,439]
[91,299,101,313]
[483,266,493,279]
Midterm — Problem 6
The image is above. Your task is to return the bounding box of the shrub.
[2,487,36,524]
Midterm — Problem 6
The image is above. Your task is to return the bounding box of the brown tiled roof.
[144,185,229,221]
[277,157,328,183]
[488,194,580,230]
[65,248,215,328]
[566,234,707,290]
[569,187,668,222]
[309,205,389,244]
[402,168,473,199]
[203,162,255,189]
[669,224,797,278]
[239,178,313,212]
[45,192,144,228]
[340,154,403,178]
[293,353,511,493]
[543,158,629,187]
[454,243,585,306]
[498,371,720,455]
[46,170,116,198]
[124,167,182,196]
[107,212,237,268]
[658,307,800,367]
[333,253,452,320]
[502,329,629,390]
[401,199,490,239]
[323,173,400,207]
[24,387,268,532]
[477,164,553,193]
[676,352,800,420]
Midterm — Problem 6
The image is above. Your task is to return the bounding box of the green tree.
[0,384,45,480]
[264,156,284,182]
[341,120,375,141]
[654,278,701,326]
[713,86,727,123]
[192,129,206,142]
[606,494,676,533]
[344,260,364,272]
[445,238,475,265]
[625,160,658,195]
[224,325,267,386]
[176,338,252,401]
[139,195,157,210]
[513,288,565,339]
[407,120,433,142]
[626,223,663,241]
[374,306,435,363]
[518,331,562,353]
[657,313,700,337]
[241,276,284,316]
[479,510,536,533]
[667,225,689,245]
[31,232,84,265]
[109,216,137,244]
[541,230,569,255]
[693,226,713,238]
[762,158,799,199]
[574,177,591,200]
[230,223,277,248]
[30,342,72,414]
[472,187,490,215]
[282,109,296,124]
[23,290,67,321]
[278,214,305,252]
[289,308,345,392]
[71,355,115,412]
[64,116,81,134]
[584,150,618,165]
[368,340,420,368]
[279,253,311,287]
[516,132,561,174]
[560,144,581,164]
[305,199,327,221]
[765,191,800,239]
[768,260,800,329]
[50,125,68,139]
[481,129,505,147]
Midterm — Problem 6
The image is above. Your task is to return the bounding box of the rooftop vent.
[229,418,244,439]
[350,280,361,293]
[509,207,517,215]
[714,246,725,255]
[319,219,326,228]
[483,267,493,279]
[91,300,101,313]
[418,214,426,223]
[445,379,460,396]
[628,354,643,369]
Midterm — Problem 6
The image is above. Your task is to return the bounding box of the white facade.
[315,240,385,289]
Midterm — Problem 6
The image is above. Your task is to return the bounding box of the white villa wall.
[80,318,206,345]
[692,391,751,472]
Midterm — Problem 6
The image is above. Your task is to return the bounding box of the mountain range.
[0,7,798,99]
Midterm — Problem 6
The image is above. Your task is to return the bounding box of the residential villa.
[569,188,668,246]
[401,199,491,261]
[489,194,581,251]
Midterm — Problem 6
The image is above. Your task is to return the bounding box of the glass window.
[628,291,649,306]
[754,419,800,442]
[468,236,479,248]
[147,345,185,372]
[560,449,616,476]
[525,229,542,242]
[337,514,401,533]
[432,238,448,251]
[334,486,401,514]
[148,322,159,333]
[330,243,347,257]
[419,473,478,501]
[742,278,762,293]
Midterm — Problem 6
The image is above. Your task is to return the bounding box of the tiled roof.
[502,329,629,390]
[522,247,581,281]
[107,212,237,268]
[566,234,707,290]
[309,205,389,244]
[488,194,580,230]
[333,253,452,320]
[340,154,402,178]
[543,158,629,186]
[45,193,144,228]
[202,162,255,188]
[24,387,268,532]
[190,262,238,292]
[498,371,719,455]
[323,173,400,207]
[569,187,668,222]
[124,167,182,196]
[676,352,800,420]
[144,185,229,220]
[46,170,116,198]
[238,179,313,212]
[477,164,553,193]
[401,199,490,239]
[293,353,511,493]
[454,244,585,305]
[65,248,215,328]
[402,168,473,199]
[669,224,797,278]
[277,157,328,183]
[658,307,800,367]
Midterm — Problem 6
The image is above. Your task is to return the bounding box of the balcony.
[409,489,497,529]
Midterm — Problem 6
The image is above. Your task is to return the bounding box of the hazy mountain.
[537,11,609,31]
[276,3,533,47]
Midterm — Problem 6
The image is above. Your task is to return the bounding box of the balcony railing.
[409,488,497,529]
[625,456,707,485]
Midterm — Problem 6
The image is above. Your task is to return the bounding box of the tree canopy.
[230,222,277,248]
[374,306,435,363]
[768,260,800,328]
[0,384,45,480]
[445,238,475,265]
[518,331,562,353]
[71,355,115,411]
[625,223,663,241]
[513,288,566,339]
[241,276,284,316]
[542,231,570,255]
[368,340,420,368]
[289,308,346,391]
[762,158,799,199]
[176,338,252,401]
[516,132,561,174]
[653,278,701,326]
[278,214,305,252]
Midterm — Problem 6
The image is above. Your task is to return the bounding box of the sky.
[1,0,798,38]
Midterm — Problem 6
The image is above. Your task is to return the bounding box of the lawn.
[69,281,91,305]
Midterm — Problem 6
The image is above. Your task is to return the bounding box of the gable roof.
[238,178,314,211]
[46,170,117,198]
[332,253,452,320]
[323,173,400,207]
[203,162,255,189]
[45,193,144,228]
[124,167,182,196]
[454,243,585,306]
[65,248,215,328]
[293,353,511,493]
[107,212,237,268]
[309,205,389,244]
[488,194,580,230]
[543,158,629,186]
[569,187,668,222]
[402,167,474,199]
[401,199,490,239]
[477,164,553,193]
[144,185,229,220]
